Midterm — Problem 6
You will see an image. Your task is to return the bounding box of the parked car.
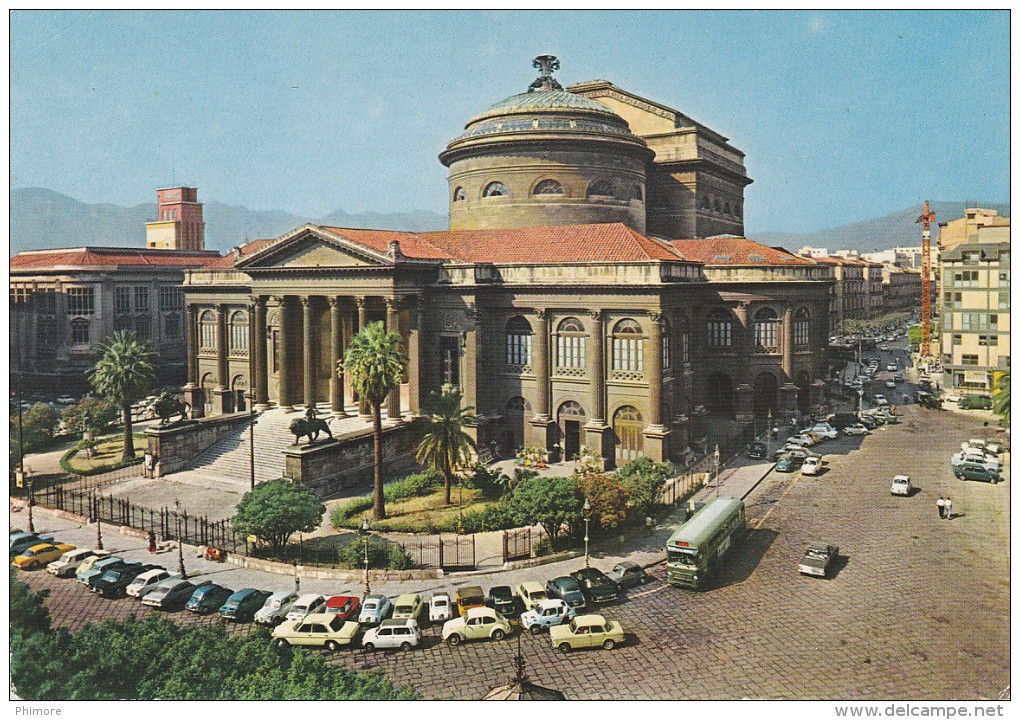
[455,586,487,616]
[10,533,55,559]
[324,595,360,622]
[951,451,1001,472]
[886,363,897,372]
[429,592,453,623]
[885,380,896,389]
[358,594,392,626]
[809,424,838,440]
[272,612,360,651]
[142,578,211,609]
[798,543,839,578]
[77,556,129,585]
[775,454,800,473]
[890,475,912,496]
[220,589,273,622]
[521,599,576,634]
[873,395,889,406]
[800,457,822,476]
[550,614,626,652]
[92,563,157,597]
[13,543,76,570]
[954,462,1000,484]
[47,548,100,578]
[843,424,870,436]
[488,585,517,617]
[747,441,767,460]
[362,619,421,651]
[545,576,586,609]
[606,561,649,590]
[255,591,299,625]
[391,593,424,622]
[788,434,816,447]
[56,395,75,404]
[285,593,327,623]
[570,568,620,604]
[442,606,511,646]
[186,584,234,614]
[126,568,172,598]
[894,373,904,382]
[516,581,548,610]
[944,392,963,403]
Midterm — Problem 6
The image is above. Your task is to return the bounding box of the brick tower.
[146,186,206,251]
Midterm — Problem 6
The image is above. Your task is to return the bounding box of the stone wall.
[147,413,252,477]
[283,420,422,499]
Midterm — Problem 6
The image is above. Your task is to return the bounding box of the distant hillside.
[10,188,446,256]
[754,201,1010,254]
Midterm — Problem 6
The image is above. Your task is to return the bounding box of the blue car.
[10,533,54,559]
[186,584,234,614]
[220,588,272,622]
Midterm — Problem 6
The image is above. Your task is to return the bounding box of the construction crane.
[915,200,936,363]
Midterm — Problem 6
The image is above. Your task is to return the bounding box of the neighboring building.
[146,187,207,251]
[182,58,833,467]
[864,262,884,318]
[10,244,222,395]
[805,255,867,330]
[937,209,1010,395]
[798,246,829,258]
[881,265,922,314]
[863,245,926,270]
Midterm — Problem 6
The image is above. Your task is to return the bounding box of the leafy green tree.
[615,457,671,518]
[231,478,325,555]
[415,388,477,505]
[87,330,155,461]
[576,472,629,529]
[60,397,119,436]
[25,403,60,443]
[507,475,583,545]
[341,321,407,520]
[993,372,1010,427]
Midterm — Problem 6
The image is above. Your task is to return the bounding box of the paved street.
[14,401,1008,700]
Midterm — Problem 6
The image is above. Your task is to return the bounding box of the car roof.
[294,593,324,604]
[533,598,565,610]
[394,593,420,604]
[364,594,386,603]
[379,618,416,627]
[299,612,341,624]
[137,568,168,579]
[232,588,260,598]
[893,475,910,482]
[326,594,357,606]
[457,585,484,596]
[431,592,451,600]
[806,542,831,552]
[519,580,544,591]
[25,542,56,552]
[573,614,608,624]
[269,590,297,600]
[465,606,497,618]
[614,560,640,570]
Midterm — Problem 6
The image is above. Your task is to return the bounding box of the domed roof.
[469,89,621,124]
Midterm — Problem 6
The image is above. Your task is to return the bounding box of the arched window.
[632,185,643,201]
[70,317,90,345]
[483,182,509,198]
[199,310,217,352]
[533,179,564,195]
[707,308,732,347]
[754,307,780,352]
[558,401,586,418]
[794,307,811,346]
[556,317,586,370]
[505,316,532,366]
[612,319,644,374]
[453,187,466,202]
[613,405,644,462]
[587,180,615,199]
[230,310,249,356]
[701,196,712,210]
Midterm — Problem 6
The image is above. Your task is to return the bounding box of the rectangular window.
[159,286,184,311]
[794,320,810,346]
[999,291,1010,309]
[134,286,150,313]
[979,335,998,347]
[507,333,533,366]
[67,287,95,315]
[999,272,1009,287]
[708,320,732,347]
[35,289,57,315]
[755,320,779,351]
[134,315,150,340]
[164,313,181,340]
[230,322,249,356]
[952,334,961,346]
[115,287,132,313]
[71,319,90,344]
[681,330,690,363]
[272,330,280,373]
[440,336,460,387]
[961,354,979,366]
[662,332,671,369]
[989,314,998,329]
[199,319,217,352]
[555,335,584,369]
[36,317,56,345]
[612,337,644,373]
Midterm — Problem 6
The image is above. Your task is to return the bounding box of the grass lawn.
[331,485,494,534]
[65,433,147,472]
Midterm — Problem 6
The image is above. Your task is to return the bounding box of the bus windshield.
[668,548,699,569]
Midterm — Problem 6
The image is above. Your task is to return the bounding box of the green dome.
[469,90,620,124]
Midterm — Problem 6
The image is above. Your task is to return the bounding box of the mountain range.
[9,188,1009,258]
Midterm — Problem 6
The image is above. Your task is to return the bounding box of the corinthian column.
[386,298,402,422]
[329,297,346,416]
[301,296,315,409]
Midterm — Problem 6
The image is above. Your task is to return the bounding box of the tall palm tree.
[341,321,407,520]
[993,372,1010,427]
[416,389,477,506]
[88,330,156,462]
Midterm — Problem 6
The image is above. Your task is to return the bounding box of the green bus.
[666,496,746,589]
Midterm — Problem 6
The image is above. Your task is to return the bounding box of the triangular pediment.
[237,225,392,270]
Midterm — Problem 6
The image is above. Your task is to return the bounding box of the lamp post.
[175,498,187,579]
[26,468,34,533]
[93,492,103,550]
[766,408,773,460]
[360,518,371,597]
[248,406,257,492]
[582,497,591,569]
[714,444,721,499]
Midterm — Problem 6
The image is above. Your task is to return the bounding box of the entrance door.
[564,420,581,461]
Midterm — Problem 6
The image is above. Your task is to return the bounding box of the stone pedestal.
[184,386,205,419]
[214,388,233,415]
[642,425,671,463]
[146,413,251,477]
[528,417,556,452]
[734,384,755,423]
[583,421,615,470]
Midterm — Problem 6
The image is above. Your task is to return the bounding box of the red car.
[324,595,360,621]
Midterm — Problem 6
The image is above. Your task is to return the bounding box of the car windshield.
[364,601,378,611]
[805,548,828,560]
[267,599,283,610]
[395,605,411,614]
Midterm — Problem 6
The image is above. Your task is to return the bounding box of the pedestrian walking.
[147,530,157,553]
[645,516,655,535]
[945,496,953,520]
[937,496,945,519]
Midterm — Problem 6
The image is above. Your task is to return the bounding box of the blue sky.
[10,10,1010,233]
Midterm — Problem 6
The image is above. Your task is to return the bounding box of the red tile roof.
[669,237,815,266]
[202,239,275,268]
[320,227,451,260]
[10,247,223,271]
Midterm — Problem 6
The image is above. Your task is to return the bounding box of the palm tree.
[88,330,156,462]
[416,389,478,506]
[341,321,407,520]
[993,372,1010,427]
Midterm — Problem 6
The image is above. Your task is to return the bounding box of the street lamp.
[26,468,34,533]
[175,498,187,579]
[582,497,591,569]
[93,492,103,550]
[360,518,371,597]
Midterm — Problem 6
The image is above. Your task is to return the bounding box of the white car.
[429,592,453,623]
[285,593,326,623]
[788,434,816,447]
[358,594,392,626]
[886,363,897,372]
[56,395,75,405]
[944,393,963,403]
[125,568,172,598]
[46,548,99,578]
[800,457,822,476]
[843,424,870,436]
[873,395,889,406]
[255,591,299,625]
[885,380,896,389]
[951,451,1002,472]
[361,619,421,651]
[890,475,912,496]
[521,598,577,634]
[809,424,838,440]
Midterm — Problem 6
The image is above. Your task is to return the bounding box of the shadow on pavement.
[710,528,778,590]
